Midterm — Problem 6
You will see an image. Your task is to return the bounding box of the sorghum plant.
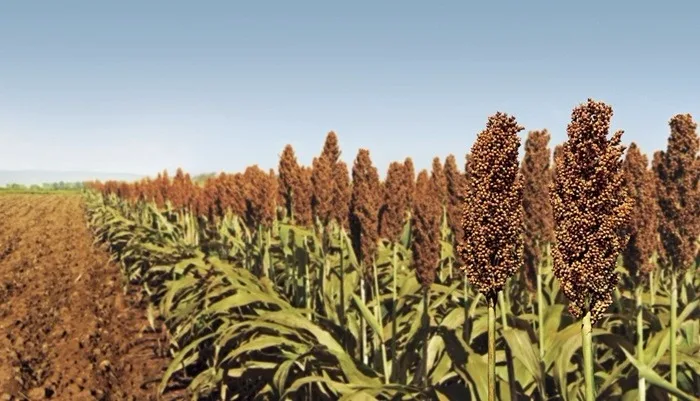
[521,130,553,291]
[622,142,658,401]
[412,169,441,388]
[550,99,632,401]
[458,112,524,401]
[653,114,699,396]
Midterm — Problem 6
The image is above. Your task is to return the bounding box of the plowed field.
[0,194,175,400]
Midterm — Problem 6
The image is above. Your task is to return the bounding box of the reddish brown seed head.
[458,112,524,302]
[431,157,448,207]
[521,130,554,291]
[550,99,632,323]
[654,114,699,274]
[243,166,278,228]
[331,160,352,228]
[412,170,441,288]
[294,166,314,226]
[311,131,351,227]
[403,157,416,212]
[350,149,381,269]
[444,154,467,238]
[622,143,658,280]
[278,144,300,220]
[311,155,333,224]
[379,161,411,241]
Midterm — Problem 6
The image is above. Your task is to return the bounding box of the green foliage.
[84,191,700,400]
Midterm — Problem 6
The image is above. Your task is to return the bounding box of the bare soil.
[0,194,176,400]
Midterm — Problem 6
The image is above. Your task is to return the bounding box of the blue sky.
[1,1,698,177]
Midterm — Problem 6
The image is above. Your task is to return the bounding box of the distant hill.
[0,170,144,187]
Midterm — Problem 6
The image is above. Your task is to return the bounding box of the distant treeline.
[1,181,86,191]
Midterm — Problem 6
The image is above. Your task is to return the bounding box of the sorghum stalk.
[670,273,677,401]
[422,288,430,388]
[582,310,594,401]
[488,299,496,401]
[458,112,525,401]
[339,229,348,350]
[636,285,646,401]
[372,262,388,383]
[649,271,655,311]
[462,274,469,343]
[360,281,368,364]
[536,253,547,399]
[537,246,545,360]
[499,291,517,401]
[391,245,399,382]
[304,243,311,319]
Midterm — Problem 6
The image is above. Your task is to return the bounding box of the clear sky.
[1,1,698,178]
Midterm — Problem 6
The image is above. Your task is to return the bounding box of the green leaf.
[620,347,696,401]
[159,333,217,394]
[352,294,385,342]
[502,328,542,383]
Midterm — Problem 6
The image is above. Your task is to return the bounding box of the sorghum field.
[1,99,699,401]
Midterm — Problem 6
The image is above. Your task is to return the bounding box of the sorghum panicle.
[550,99,632,322]
[350,149,381,269]
[331,160,352,228]
[464,153,472,188]
[623,143,658,279]
[654,114,699,274]
[444,154,467,238]
[413,170,441,287]
[431,157,448,207]
[403,157,416,212]
[311,155,334,224]
[278,144,300,219]
[458,112,525,302]
[379,161,410,240]
[521,130,554,290]
[311,131,352,227]
[243,166,277,228]
[294,166,314,226]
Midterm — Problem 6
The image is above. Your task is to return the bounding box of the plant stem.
[304,253,311,320]
[536,255,547,400]
[360,276,368,365]
[266,230,274,283]
[636,285,646,401]
[582,310,595,401]
[488,296,496,401]
[670,271,678,401]
[498,291,508,331]
[422,287,430,388]
[649,270,655,313]
[499,291,517,401]
[391,246,398,383]
[339,231,346,336]
[537,258,545,360]
[463,274,469,343]
[373,262,388,384]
